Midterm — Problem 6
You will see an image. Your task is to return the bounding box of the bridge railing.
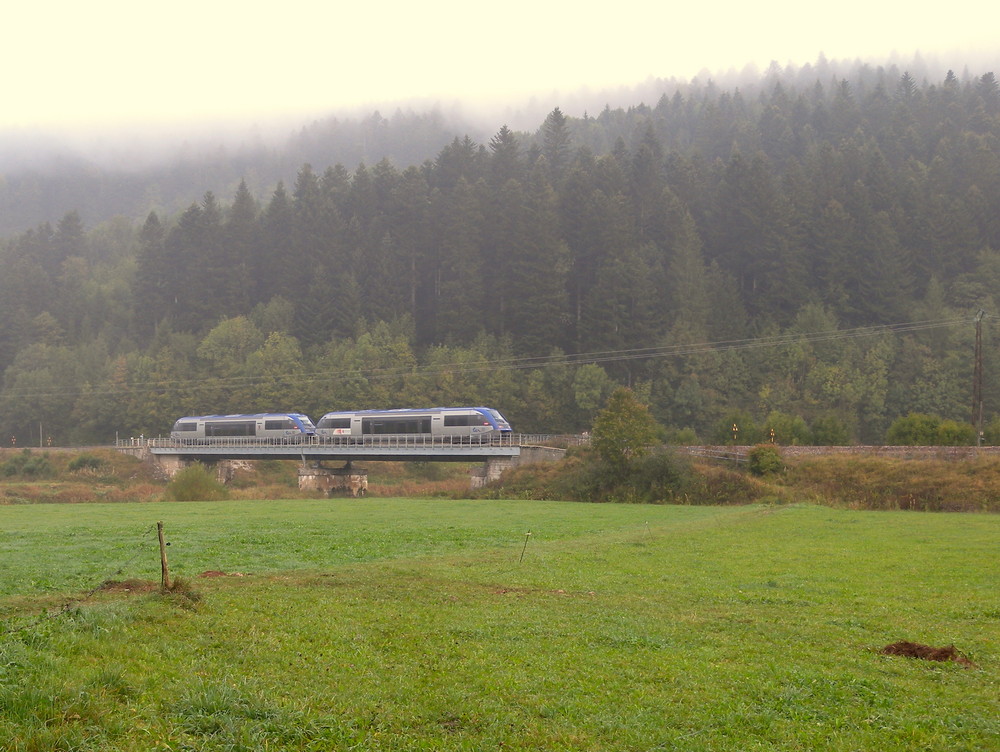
[117,433,533,450]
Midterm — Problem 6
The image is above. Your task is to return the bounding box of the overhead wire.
[0,315,976,402]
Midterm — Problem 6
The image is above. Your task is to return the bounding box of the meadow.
[1,498,997,751]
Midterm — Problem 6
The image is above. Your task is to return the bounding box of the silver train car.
[170,413,316,443]
[315,406,511,442]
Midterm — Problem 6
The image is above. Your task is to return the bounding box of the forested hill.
[2,61,1000,447]
[0,109,487,237]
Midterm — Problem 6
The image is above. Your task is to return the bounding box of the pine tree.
[559,165,633,348]
[499,170,569,355]
[664,206,711,337]
[542,107,571,183]
[198,191,226,319]
[133,212,169,338]
[710,151,805,320]
[488,125,522,187]
[431,178,485,343]
[225,179,258,314]
[256,183,294,303]
[857,211,916,322]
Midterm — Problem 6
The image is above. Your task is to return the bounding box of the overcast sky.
[4,0,998,134]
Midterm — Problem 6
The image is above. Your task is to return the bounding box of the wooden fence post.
[157,521,171,590]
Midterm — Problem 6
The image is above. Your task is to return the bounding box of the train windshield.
[487,409,512,430]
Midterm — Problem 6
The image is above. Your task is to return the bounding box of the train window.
[174,422,197,432]
[363,417,431,434]
[264,419,294,430]
[319,417,352,429]
[206,421,256,437]
[444,415,472,426]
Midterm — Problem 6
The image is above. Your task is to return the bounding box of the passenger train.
[170,413,317,443]
[315,406,512,442]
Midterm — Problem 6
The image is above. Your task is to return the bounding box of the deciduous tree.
[591,387,659,477]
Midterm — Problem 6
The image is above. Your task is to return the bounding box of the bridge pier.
[138,452,257,485]
[299,463,368,497]
[470,456,516,489]
[470,445,567,489]
[154,454,187,479]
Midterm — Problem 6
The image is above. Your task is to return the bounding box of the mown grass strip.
[0,498,732,598]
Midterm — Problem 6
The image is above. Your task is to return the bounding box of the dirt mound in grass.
[880,641,977,668]
[98,579,159,593]
[198,570,246,577]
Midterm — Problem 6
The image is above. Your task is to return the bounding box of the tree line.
[2,62,1000,445]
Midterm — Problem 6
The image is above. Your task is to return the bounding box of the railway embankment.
[691,444,1000,460]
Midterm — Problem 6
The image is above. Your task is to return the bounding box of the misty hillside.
[1,57,1000,448]
[0,109,496,237]
[0,54,987,236]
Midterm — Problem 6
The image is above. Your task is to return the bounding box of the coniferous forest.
[2,60,1000,446]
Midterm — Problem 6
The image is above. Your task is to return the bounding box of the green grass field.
[1,499,997,751]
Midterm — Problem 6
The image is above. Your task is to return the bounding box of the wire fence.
[1,523,159,636]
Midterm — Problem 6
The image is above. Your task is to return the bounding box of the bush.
[885,413,976,446]
[68,454,104,472]
[935,420,976,446]
[711,411,762,445]
[747,444,784,476]
[629,450,694,502]
[809,414,851,445]
[885,412,941,445]
[687,463,774,505]
[666,427,699,445]
[764,411,811,446]
[165,463,229,501]
[2,449,53,478]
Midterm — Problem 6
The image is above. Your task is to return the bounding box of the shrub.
[935,420,976,446]
[628,450,694,502]
[983,416,1000,445]
[764,411,811,445]
[711,411,762,445]
[688,463,773,504]
[885,413,976,446]
[165,463,229,502]
[666,427,699,445]
[68,454,104,472]
[2,449,53,478]
[885,412,941,445]
[809,414,851,445]
[747,444,784,476]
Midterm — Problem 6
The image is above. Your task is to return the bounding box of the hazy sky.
[5,0,998,133]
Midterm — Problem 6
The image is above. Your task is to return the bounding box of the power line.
[0,315,976,402]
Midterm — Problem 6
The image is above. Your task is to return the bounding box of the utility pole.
[973,310,985,446]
